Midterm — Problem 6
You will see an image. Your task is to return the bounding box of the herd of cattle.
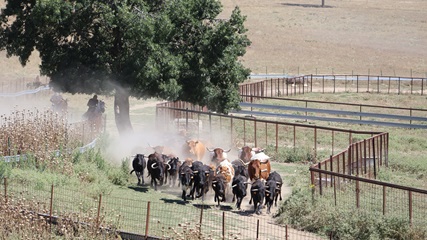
[129,140,284,215]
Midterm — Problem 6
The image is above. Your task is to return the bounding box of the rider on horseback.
[87,95,99,114]
[50,92,65,112]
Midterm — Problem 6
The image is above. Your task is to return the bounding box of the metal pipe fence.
[308,169,427,228]
[1,177,327,239]
[154,99,426,231]
[241,74,427,97]
[156,101,383,163]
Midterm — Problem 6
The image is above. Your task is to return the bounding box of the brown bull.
[238,146,265,164]
[248,152,271,181]
[207,147,231,165]
[184,140,206,161]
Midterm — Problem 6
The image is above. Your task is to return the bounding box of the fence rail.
[1,177,326,240]
[240,74,427,98]
[155,87,426,231]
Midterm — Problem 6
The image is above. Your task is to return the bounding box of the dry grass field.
[1,0,427,79]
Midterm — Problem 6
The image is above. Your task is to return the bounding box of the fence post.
[4,178,7,204]
[50,184,54,224]
[256,219,260,240]
[209,112,212,141]
[275,123,278,155]
[356,180,360,208]
[230,118,233,146]
[254,119,257,147]
[398,77,401,95]
[383,186,386,215]
[243,119,246,146]
[96,194,102,228]
[314,128,317,159]
[222,211,225,240]
[185,108,189,132]
[199,206,203,232]
[333,176,337,206]
[331,130,335,155]
[329,155,333,187]
[372,137,377,179]
[322,75,325,93]
[293,126,296,150]
[318,163,322,196]
[409,191,413,225]
[285,224,288,240]
[145,201,151,240]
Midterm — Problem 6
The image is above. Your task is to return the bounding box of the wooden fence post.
[318,163,322,196]
[356,180,360,208]
[409,191,413,225]
[222,211,225,240]
[4,178,7,204]
[254,119,257,147]
[145,201,151,240]
[50,184,54,224]
[275,123,278,155]
[285,224,288,240]
[96,194,102,228]
[383,186,386,215]
[199,206,203,232]
[256,219,260,240]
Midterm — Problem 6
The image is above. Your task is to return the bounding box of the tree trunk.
[114,88,133,136]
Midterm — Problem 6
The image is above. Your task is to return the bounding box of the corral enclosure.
[1,0,427,238]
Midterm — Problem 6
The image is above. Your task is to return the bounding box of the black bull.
[191,161,213,200]
[130,154,146,186]
[249,179,265,215]
[265,171,283,214]
[232,175,248,210]
[147,153,165,191]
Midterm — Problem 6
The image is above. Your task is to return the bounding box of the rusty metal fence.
[242,74,427,98]
[156,101,385,164]
[1,177,326,240]
[155,99,427,230]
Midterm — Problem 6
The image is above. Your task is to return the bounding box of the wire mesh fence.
[1,177,327,239]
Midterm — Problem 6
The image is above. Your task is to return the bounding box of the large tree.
[0,0,251,136]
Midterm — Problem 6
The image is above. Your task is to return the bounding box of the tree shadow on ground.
[128,185,150,193]
[281,3,333,8]
[160,198,187,205]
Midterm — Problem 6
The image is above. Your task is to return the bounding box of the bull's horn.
[265,190,270,193]
[232,184,237,188]
[276,182,281,184]
[193,171,199,173]
[151,163,158,169]
[206,147,214,152]
[166,163,171,170]
[244,162,250,166]
[212,180,217,183]
[224,149,231,153]
[252,189,259,192]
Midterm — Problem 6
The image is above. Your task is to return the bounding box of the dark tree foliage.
[0,0,251,135]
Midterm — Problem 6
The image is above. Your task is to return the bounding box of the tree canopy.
[0,0,251,135]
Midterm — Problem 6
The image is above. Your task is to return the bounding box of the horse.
[52,99,68,114]
[83,100,105,134]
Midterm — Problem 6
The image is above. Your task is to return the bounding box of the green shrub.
[276,186,427,240]
[272,146,315,163]
[108,159,130,186]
